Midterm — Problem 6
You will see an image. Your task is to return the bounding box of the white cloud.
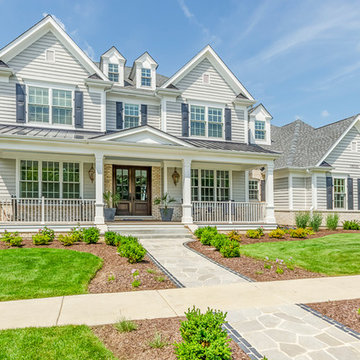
[42,13,66,31]
[321,110,330,117]
[295,115,303,120]
[178,0,193,19]
[84,42,95,60]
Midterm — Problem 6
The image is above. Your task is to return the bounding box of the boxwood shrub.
[219,240,240,258]
[211,233,229,251]
[82,227,100,244]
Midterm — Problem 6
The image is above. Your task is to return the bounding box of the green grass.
[240,233,360,275]
[0,325,117,360]
[0,248,103,301]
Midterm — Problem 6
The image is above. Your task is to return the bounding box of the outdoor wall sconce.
[172,167,180,186]
[88,164,95,183]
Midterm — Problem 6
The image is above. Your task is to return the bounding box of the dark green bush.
[256,227,265,236]
[118,241,146,263]
[343,220,360,230]
[295,212,310,229]
[326,213,339,230]
[82,227,100,244]
[0,231,23,247]
[211,234,229,251]
[104,231,118,246]
[309,212,323,232]
[199,228,218,246]
[194,226,217,239]
[174,307,231,360]
[220,240,240,258]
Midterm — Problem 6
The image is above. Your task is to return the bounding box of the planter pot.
[104,208,116,222]
[160,208,174,222]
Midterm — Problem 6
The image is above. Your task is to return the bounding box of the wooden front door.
[113,166,151,216]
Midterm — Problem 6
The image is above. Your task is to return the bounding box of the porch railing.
[0,197,96,223]
[192,201,266,223]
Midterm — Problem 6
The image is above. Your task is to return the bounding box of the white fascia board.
[316,115,360,166]
[161,45,254,101]
[108,87,156,99]
[249,103,273,119]
[101,46,126,63]
[0,16,107,81]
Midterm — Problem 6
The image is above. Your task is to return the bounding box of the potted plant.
[154,193,176,221]
[103,191,120,222]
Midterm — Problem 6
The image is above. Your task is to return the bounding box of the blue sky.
[1,0,360,127]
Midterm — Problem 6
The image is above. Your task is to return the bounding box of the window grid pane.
[141,68,151,86]
[191,169,199,201]
[108,64,119,82]
[52,89,72,125]
[28,87,49,123]
[216,170,229,201]
[124,104,140,129]
[190,105,206,136]
[201,169,214,201]
[249,180,259,200]
[42,161,60,198]
[63,162,80,199]
[255,120,266,140]
[20,160,39,198]
[334,178,346,209]
[208,107,223,138]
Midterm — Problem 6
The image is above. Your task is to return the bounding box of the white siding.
[232,105,246,143]
[166,101,182,137]
[106,100,116,130]
[305,177,312,210]
[176,58,236,103]
[274,177,288,209]
[83,163,95,199]
[0,83,16,125]
[293,177,306,210]
[317,176,327,210]
[0,159,16,197]
[232,171,245,201]
[148,105,160,129]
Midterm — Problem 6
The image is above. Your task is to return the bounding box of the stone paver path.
[140,236,246,287]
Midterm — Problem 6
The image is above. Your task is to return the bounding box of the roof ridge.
[286,120,302,166]
[314,114,358,130]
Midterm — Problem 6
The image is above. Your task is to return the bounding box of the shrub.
[295,212,310,229]
[148,332,168,349]
[343,220,360,230]
[289,228,307,238]
[309,212,323,232]
[116,235,138,246]
[115,318,138,332]
[32,227,54,245]
[220,240,240,258]
[326,213,339,230]
[211,233,229,251]
[118,241,146,263]
[227,230,242,242]
[199,228,218,246]
[246,230,261,239]
[269,229,285,239]
[194,226,217,239]
[69,226,83,242]
[174,307,231,360]
[104,231,118,246]
[82,227,100,244]
[257,227,265,236]
[304,228,315,236]
[0,231,23,247]
[58,234,75,246]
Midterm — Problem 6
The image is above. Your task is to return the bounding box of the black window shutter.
[181,103,189,137]
[16,84,26,123]
[348,177,354,210]
[358,179,360,210]
[116,102,123,129]
[225,108,232,140]
[326,176,333,210]
[141,104,148,126]
[260,179,266,201]
[74,91,83,128]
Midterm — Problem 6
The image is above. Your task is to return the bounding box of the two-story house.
[0,15,279,230]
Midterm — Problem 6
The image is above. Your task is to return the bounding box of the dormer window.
[255,120,266,140]
[141,68,151,87]
[108,63,119,82]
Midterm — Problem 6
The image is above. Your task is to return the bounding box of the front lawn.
[0,325,117,360]
[240,233,360,275]
[0,248,103,301]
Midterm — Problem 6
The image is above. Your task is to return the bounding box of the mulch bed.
[308,298,360,333]
[187,240,325,282]
[0,236,176,293]
[92,317,250,360]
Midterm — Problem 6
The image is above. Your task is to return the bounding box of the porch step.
[107,224,193,239]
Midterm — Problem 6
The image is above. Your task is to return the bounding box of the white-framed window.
[141,68,151,87]
[216,170,229,201]
[124,104,140,129]
[191,169,199,201]
[19,161,80,199]
[255,120,266,140]
[190,105,223,138]
[27,86,73,126]
[334,178,346,209]
[201,169,215,201]
[249,180,259,200]
[108,63,119,82]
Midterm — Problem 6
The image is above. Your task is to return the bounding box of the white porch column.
[94,153,105,225]
[163,161,169,195]
[181,158,193,224]
[265,163,276,223]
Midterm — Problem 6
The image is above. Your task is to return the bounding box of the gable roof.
[0,15,107,80]
[269,115,359,169]
[249,103,273,118]
[129,51,158,80]
[160,45,255,101]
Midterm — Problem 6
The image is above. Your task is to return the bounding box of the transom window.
[255,120,266,140]
[141,68,151,87]
[249,180,259,200]
[124,104,140,129]
[190,105,223,138]
[28,86,73,126]
[334,178,346,209]
[191,169,230,201]
[108,63,119,82]
[19,160,80,199]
